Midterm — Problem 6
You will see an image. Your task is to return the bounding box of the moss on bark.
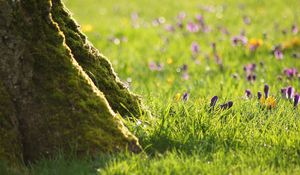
[51,0,147,118]
[0,81,22,164]
[0,0,142,164]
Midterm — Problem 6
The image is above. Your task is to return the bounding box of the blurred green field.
[8,0,300,174]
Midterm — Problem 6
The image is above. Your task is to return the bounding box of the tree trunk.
[0,0,144,164]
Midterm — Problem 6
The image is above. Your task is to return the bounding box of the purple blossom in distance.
[182,72,189,80]
[273,46,283,59]
[220,101,233,110]
[264,84,269,98]
[210,96,218,108]
[258,91,262,100]
[274,49,283,59]
[287,86,294,99]
[165,24,175,32]
[191,42,200,55]
[195,14,205,27]
[244,63,256,73]
[183,92,189,102]
[281,88,287,99]
[292,24,298,34]
[227,101,233,108]
[177,12,186,20]
[187,22,200,33]
[245,89,252,98]
[243,16,251,25]
[149,61,164,71]
[231,35,248,46]
[284,68,298,78]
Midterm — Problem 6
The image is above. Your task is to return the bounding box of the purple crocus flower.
[245,89,252,98]
[292,24,298,34]
[149,61,157,71]
[165,24,175,32]
[157,63,164,71]
[177,12,186,20]
[177,21,184,29]
[220,101,233,110]
[249,44,258,53]
[258,91,262,100]
[195,14,205,27]
[274,48,283,60]
[131,12,139,21]
[240,36,248,45]
[183,92,189,102]
[284,68,298,78]
[191,42,200,55]
[287,86,294,99]
[149,61,164,71]
[264,84,269,98]
[243,16,251,25]
[281,88,287,98]
[231,36,239,46]
[220,103,228,109]
[186,22,199,33]
[232,35,248,46]
[210,96,218,108]
[244,64,257,83]
[294,94,300,107]
[244,63,256,73]
[247,74,256,82]
[182,64,188,72]
[227,101,233,108]
[182,72,189,80]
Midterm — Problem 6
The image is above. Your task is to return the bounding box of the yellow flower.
[167,57,173,65]
[260,96,265,105]
[167,76,174,85]
[174,93,181,102]
[248,38,263,47]
[260,96,276,109]
[265,96,276,109]
[282,37,300,50]
[81,24,93,32]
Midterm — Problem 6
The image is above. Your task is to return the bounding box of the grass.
[4,0,300,174]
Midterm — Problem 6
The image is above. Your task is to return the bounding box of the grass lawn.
[3,0,300,174]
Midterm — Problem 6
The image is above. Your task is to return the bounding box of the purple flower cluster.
[245,89,252,98]
[191,42,200,56]
[181,64,189,80]
[231,35,248,46]
[149,61,164,71]
[185,14,209,33]
[182,92,189,102]
[292,24,299,34]
[281,86,294,99]
[210,96,233,110]
[211,43,223,67]
[243,63,256,82]
[272,45,283,60]
[187,22,200,33]
[281,86,300,107]
[284,68,298,79]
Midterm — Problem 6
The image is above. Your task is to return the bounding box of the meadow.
[3,0,300,174]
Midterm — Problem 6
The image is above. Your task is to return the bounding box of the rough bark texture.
[0,0,144,164]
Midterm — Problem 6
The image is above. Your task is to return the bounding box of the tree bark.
[0,0,144,164]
